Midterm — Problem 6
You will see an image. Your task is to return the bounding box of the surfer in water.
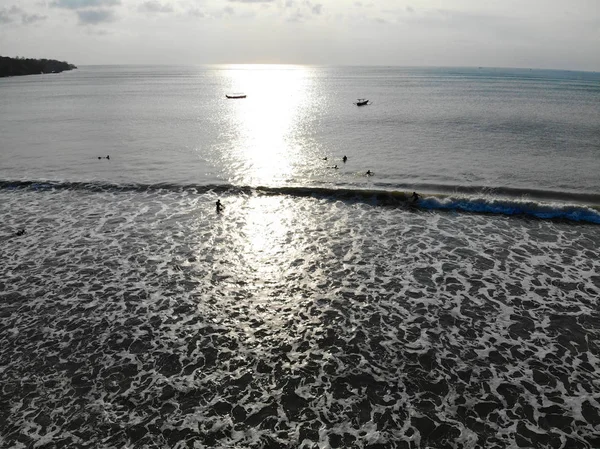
[366,170,373,176]
[411,192,420,202]
[343,155,348,163]
[216,199,224,214]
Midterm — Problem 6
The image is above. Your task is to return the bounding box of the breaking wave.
[1,179,599,224]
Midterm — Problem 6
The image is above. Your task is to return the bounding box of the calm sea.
[1,66,599,448]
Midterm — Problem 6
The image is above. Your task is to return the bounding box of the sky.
[0,0,599,70]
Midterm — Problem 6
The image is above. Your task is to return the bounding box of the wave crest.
[1,180,599,224]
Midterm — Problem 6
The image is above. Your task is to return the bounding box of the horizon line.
[70,63,599,73]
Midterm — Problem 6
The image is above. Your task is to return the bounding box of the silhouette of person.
[323,157,328,161]
[411,192,420,202]
[366,170,373,176]
[106,155,110,160]
[332,165,338,169]
[343,155,347,163]
[216,199,224,213]
[15,229,25,236]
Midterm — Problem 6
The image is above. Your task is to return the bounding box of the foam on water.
[1,180,599,224]
[1,187,599,448]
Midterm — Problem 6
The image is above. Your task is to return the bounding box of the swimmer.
[323,157,328,161]
[332,165,338,169]
[343,155,348,163]
[216,199,224,214]
[106,155,110,160]
[366,170,373,176]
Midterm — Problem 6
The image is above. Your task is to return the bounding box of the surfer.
[15,229,26,236]
[366,170,373,176]
[411,192,420,202]
[343,155,348,163]
[106,155,110,160]
[216,199,224,214]
[332,165,338,169]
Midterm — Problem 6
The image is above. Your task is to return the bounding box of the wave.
[269,186,600,224]
[1,179,599,224]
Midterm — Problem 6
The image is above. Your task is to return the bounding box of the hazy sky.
[1,0,598,70]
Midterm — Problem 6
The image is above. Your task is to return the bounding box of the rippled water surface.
[1,66,599,196]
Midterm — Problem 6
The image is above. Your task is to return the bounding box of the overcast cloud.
[50,0,121,9]
[0,0,598,71]
[138,1,174,14]
[76,9,116,24]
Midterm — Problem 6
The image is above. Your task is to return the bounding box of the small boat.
[226,93,246,99]
[355,98,369,106]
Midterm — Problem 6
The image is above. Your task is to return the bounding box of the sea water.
[0,66,599,448]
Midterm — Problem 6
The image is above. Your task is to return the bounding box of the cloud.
[76,9,115,24]
[283,0,322,22]
[138,1,174,13]
[0,5,46,25]
[22,13,47,24]
[406,6,414,13]
[0,12,13,24]
[85,26,111,35]
[187,8,205,18]
[286,11,304,22]
[48,0,120,25]
[50,0,120,9]
[227,0,274,3]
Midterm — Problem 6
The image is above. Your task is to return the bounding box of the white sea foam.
[0,188,599,448]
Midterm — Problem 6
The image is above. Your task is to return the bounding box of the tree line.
[0,56,77,78]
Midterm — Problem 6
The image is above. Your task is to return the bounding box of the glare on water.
[218,64,320,186]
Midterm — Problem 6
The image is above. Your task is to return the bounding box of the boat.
[355,98,369,106]
[226,93,246,99]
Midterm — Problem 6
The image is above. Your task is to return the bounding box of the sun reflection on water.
[239,195,301,283]
[219,64,318,186]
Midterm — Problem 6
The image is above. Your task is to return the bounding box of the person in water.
[216,199,224,213]
[366,170,373,176]
[343,155,348,163]
[106,155,110,160]
[411,191,420,202]
[15,229,26,236]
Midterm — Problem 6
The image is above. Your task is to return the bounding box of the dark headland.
[0,56,77,78]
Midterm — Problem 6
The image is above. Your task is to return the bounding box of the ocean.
[0,65,599,448]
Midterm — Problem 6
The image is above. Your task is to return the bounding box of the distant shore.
[0,56,77,78]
